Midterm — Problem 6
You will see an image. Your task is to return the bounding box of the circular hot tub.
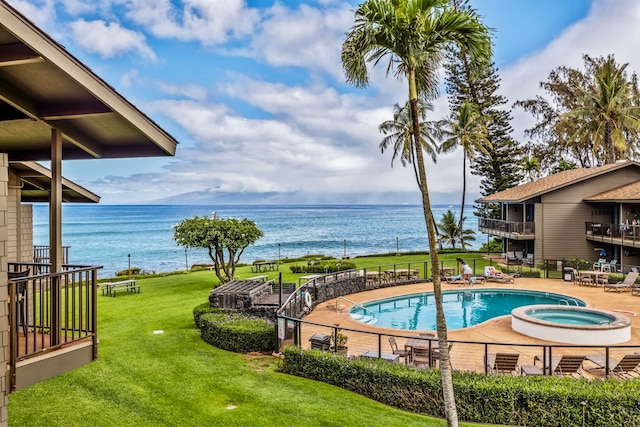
[511,305,631,344]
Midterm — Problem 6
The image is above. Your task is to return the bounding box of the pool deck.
[301,277,640,375]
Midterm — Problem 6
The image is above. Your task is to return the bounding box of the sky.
[7,0,636,204]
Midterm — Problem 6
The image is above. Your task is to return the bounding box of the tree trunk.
[459,153,467,248]
[408,72,458,427]
[605,122,615,163]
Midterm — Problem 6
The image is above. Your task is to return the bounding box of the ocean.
[33,204,483,278]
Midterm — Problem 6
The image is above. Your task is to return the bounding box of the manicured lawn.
[9,254,497,426]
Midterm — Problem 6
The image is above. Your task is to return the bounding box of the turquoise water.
[33,204,480,277]
[526,308,613,325]
[349,289,586,330]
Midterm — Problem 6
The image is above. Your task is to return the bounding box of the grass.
[8,253,499,427]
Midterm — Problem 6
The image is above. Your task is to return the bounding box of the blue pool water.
[349,289,586,330]
[525,308,613,325]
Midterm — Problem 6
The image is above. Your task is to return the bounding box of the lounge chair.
[483,266,515,284]
[486,353,520,374]
[604,271,639,292]
[586,353,640,378]
[521,354,586,377]
[388,337,409,363]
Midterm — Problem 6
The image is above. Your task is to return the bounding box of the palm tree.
[438,101,490,245]
[521,156,541,182]
[342,1,490,425]
[437,210,476,249]
[379,99,440,170]
[564,55,640,164]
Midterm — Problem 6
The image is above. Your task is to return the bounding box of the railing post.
[50,274,61,346]
[92,268,98,360]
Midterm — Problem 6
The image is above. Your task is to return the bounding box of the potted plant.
[330,326,348,355]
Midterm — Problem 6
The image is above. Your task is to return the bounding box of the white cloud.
[124,0,259,45]
[68,19,157,61]
[246,3,354,80]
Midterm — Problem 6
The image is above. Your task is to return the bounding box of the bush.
[280,347,640,426]
[479,237,502,253]
[193,303,219,329]
[199,311,275,353]
[520,269,542,278]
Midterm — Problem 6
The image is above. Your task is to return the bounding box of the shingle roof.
[584,180,640,202]
[476,161,640,203]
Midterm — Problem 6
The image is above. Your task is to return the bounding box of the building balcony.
[8,262,100,392]
[586,222,640,249]
[478,218,535,240]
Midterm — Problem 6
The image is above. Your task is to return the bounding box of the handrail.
[335,296,376,321]
[7,263,101,391]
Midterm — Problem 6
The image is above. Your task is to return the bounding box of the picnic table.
[251,261,279,273]
[101,279,140,297]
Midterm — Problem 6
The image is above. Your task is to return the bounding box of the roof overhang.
[10,161,100,203]
[0,1,178,161]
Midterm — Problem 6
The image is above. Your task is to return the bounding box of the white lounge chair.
[604,271,639,292]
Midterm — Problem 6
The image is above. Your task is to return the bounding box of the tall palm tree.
[438,101,490,246]
[564,55,640,164]
[379,99,440,170]
[342,1,490,425]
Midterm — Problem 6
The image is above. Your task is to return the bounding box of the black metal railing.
[478,218,535,235]
[33,245,70,265]
[8,262,101,390]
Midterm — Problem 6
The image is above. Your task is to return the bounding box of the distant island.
[147,189,477,206]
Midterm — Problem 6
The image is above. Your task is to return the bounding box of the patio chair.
[604,271,639,292]
[578,272,594,286]
[388,337,409,363]
[586,353,640,378]
[486,353,520,374]
[593,258,607,271]
[521,354,586,377]
[411,347,432,368]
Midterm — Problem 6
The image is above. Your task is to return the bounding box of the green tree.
[516,54,640,170]
[445,0,522,221]
[563,55,640,164]
[378,99,440,169]
[173,214,263,283]
[342,1,490,424]
[438,100,490,236]
[437,210,476,249]
[521,156,541,182]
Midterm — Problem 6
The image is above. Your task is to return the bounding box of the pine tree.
[445,0,523,219]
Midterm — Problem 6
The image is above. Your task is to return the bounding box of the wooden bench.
[101,279,140,297]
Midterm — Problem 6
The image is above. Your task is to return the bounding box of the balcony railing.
[586,222,640,247]
[478,218,535,237]
[33,245,70,265]
[7,262,101,391]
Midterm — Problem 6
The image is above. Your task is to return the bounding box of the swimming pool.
[349,289,585,330]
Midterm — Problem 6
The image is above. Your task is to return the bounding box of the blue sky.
[8,0,634,203]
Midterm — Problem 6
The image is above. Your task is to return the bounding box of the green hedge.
[193,302,216,328]
[199,311,275,353]
[281,346,640,426]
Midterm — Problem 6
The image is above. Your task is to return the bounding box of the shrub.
[193,303,220,329]
[281,347,640,427]
[199,311,275,353]
[479,237,502,253]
